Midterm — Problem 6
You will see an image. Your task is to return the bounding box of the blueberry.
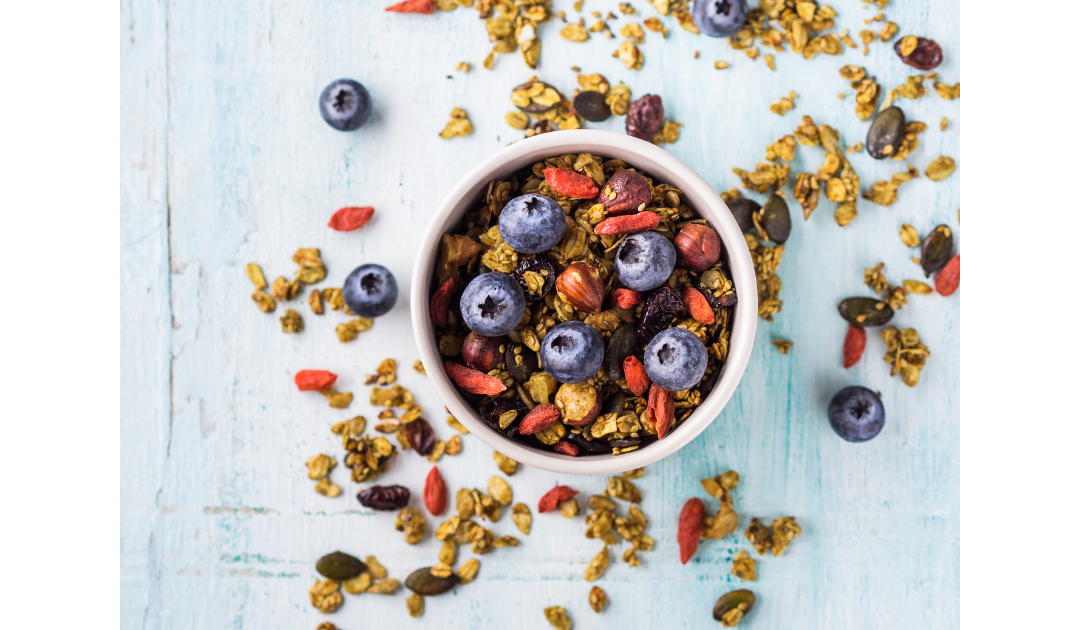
[615,231,676,292]
[319,79,372,131]
[692,0,748,38]
[498,194,566,254]
[827,386,885,442]
[643,327,708,392]
[460,273,526,337]
[343,264,398,317]
[539,321,606,384]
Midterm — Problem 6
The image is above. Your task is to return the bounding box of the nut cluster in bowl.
[428,152,738,457]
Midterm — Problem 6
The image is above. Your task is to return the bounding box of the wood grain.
[120,1,960,627]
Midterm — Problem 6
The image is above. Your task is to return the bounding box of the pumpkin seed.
[505,342,538,383]
[838,297,894,327]
[760,193,791,244]
[920,225,954,277]
[601,391,627,416]
[315,551,366,580]
[866,106,906,159]
[605,325,638,383]
[713,589,756,626]
[725,197,761,233]
[404,567,460,596]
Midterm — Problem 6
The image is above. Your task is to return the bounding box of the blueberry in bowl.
[539,321,606,384]
[644,327,708,392]
[319,79,372,131]
[498,193,566,254]
[615,231,677,292]
[459,272,526,337]
[343,264,397,318]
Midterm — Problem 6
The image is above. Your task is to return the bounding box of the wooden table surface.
[120,1,960,627]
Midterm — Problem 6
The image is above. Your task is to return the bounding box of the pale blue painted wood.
[121,1,959,628]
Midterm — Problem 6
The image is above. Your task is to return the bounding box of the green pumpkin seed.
[920,224,954,277]
[866,106,906,159]
[838,297,894,327]
[315,551,367,580]
[713,589,756,625]
[505,342,538,384]
[405,567,461,596]
[726,197,761,233]
[605,324,638,383]
[760,194,791,244]
[601,391,628,416]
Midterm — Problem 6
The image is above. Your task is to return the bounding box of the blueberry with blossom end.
[539,321,605,384]
[827,386,885,442]
[459,273,526,337]
[319,79,372,131]
[498,194,566,254]
[343,264,398,317]
[643,327,708,392]
[693,0,748,38]
[615,231,676,292]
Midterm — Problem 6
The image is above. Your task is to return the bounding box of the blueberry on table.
[827,386,885,442]
[693,0,748,38]
[539,321,605,384]
[459,272,526,337]
[319,79,371,131]
[643,327,708,392]
[343,264,398,317]
[498,194,566,254]
[615,231,676,292]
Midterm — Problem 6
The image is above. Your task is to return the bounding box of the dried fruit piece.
[843,324,867,369]
[626,94,663,140]
[647,384,674,439]
[594,211,660,236]
[614,288,642,309]
[936,254,960,296]
[678,497,706,564]
[294,370,337,391]
[538,485,579,513]
[894,36,942,70]
[385,0,435,13]
[681,287,715,324]
[519,403,561,435]
[622,356,650,397]
[328,206,374,231]
[424,466,448,516]
[429,278,455,328]
[636,287,685,344]
[357,485,410,510]
[553,440,579,456]
[444,362,507,395]
[544,167,600,199]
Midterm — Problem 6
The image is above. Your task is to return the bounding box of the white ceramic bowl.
[410,130,757,475]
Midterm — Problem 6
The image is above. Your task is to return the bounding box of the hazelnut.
[555,261,605,313]
[461,332,505,372]
[674,224,722,272]
[599,170,652,216]
[554,382,601,427]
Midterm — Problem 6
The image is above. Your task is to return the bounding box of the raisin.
[636,287,685,344]
[626,94,664,140]
[512,255,556,302]
[404,418,435,456]
[479,399,527,439]
[894,37,942,70]
[357,485,411,510]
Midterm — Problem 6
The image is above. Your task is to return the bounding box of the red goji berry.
[678,497,706,564]
[328,206,375,231]
[681,287,715,324]
[843,324,867,369]
[429,277,455,328]
[423,466,447,516]
[647,384,674,439]
[519,404,561,435]
[294,369,337,391]
[543,167,600,199]
[384,0,435,13]
[935,254,960,296]
[444,362,507,396]
[594,212,661,236]
[622,356,650,397]
[538,485,579,513]
[613,288,642,309]
[552,440,580,456]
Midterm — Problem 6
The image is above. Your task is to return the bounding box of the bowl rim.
[410,129,757,475]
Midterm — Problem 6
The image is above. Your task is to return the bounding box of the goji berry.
[328,206,375,231]
[552,440,579,456]
[384,0,435,13]
[538,485,579,513]
[613,288,642,309]
[543,168,599,199]
[622,356,650,397]
[647,384,674,439]
[594,211,660,236]
[444,362,507,396]
[519,404,561,435]
[935,254,960,296]
[681,287,715,324]
[429,278,455,328]
[423,465,447,516]
[843,324,867,369]
[294,370,337,391]
[678,497,705,564]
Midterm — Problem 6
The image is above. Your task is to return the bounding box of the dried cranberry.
[404,418,435,456]
[479,399,527,438]
[636,287,685,344]
[893,37,942,70]
[626,95,664,140]
[699,286,738,308]
[357,485,411,510]
[512,255,556,302]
